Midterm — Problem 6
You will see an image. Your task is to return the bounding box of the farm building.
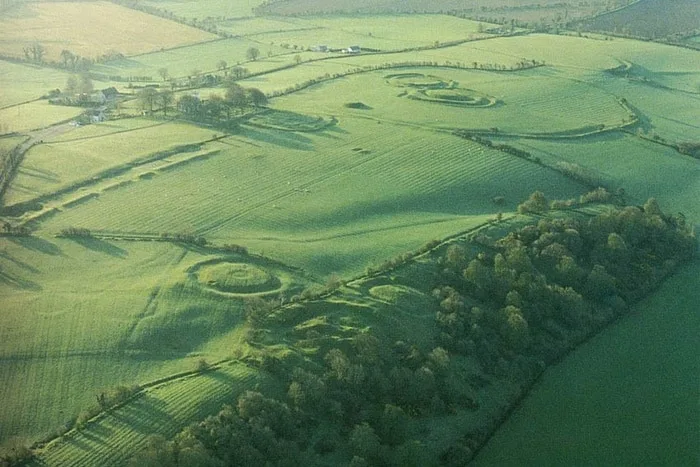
[345,45,361,54]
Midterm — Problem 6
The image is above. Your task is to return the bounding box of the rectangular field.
[4,121,218,206]
[0,1,215,62]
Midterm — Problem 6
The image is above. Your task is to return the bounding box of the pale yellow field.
[0,2,216,62]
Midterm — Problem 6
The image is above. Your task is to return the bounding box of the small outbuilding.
[346,45,361,54]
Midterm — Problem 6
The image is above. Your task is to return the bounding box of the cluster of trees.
[137,87,174,115]
[176,83,267,124]
[434,194,695,371]
[131,332,474,465]
[159,232,208,246]
[56,74,95,105]
[1,222,30,236]
[58,49,96,72]
[59,227,92,237]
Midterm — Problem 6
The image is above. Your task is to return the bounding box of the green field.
[253,15,489,52]
[269,67,631,135]
[1,7,699,465]
[0,60,73,109]
[34,116,587,277]
[91,38,289,81]
[141,0,268,19]
[0,101,83,135]
[498,133,700,219]
[4,121,217,206]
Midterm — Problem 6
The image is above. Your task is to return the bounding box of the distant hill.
[255,0,618,18]
[576,0,700,38]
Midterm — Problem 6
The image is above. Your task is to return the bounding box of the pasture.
[0,234,309,442]
[269,67,632,135]
[0,60,71,109]
[0,2,215,62]
[0,101,83,134]
[36,362,272,466]
[92,38,290,82]
[4,121,218,207]
[253,15,489,52]
[503,133,700,220]
[140,0,268,20]
[35,116,587,277]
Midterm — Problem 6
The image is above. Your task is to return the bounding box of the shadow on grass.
[0,249,39,273]
[7,236,62,256]
[68,237,128,258]
[239,125,314,151]
[0,270,42,291]
[109,394,175,434]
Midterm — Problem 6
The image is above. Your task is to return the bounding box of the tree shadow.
[7,236,62,256]
[0,270,41,291]
[68,237,128,258]
[0,249,39,273]
[239,125,314,151]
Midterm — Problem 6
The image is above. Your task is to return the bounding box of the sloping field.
[255,0,582,15]
[0,234,301,441]
[0,101,82,134]
[579,0,700,38]
[4,121,217,206]
[92,37,289,81]
[268,67,630,134]
[35,117,587,277]
[0,60,72,109]
[607,82,700,141]
[216,17,313,36]
[503,133,700,220]
[141,0,268,19]
[36,363,269,466]
[0,240,190,440]
[0,2,216,62]
[253,15,489,51]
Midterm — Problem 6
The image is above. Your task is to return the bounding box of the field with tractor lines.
[36,362,271,467]
[36,118,587,276]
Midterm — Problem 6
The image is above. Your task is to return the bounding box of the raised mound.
[247,110,335,132]
[344,102,372,110]
[408,88,496,107]
[386,72,449,89]
[198,262,280,294]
